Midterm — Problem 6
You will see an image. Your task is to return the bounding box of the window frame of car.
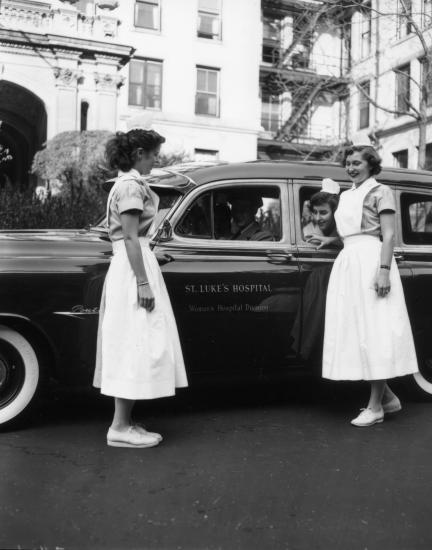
[394,183,432,253]
[292,179,351,250]
[166,179,291,250]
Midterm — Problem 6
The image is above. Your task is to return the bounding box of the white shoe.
[107,426,160,448]
[382,396,402,414]
[351,407,384,427]
[133,423,163,442]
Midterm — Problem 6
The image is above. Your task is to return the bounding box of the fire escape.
[259,0,350,160]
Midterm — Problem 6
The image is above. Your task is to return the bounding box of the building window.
[358,81,370,129]
[135,0,160,30]
[261,94,281,133]
[194,148,219,161]
[397,0,412,38]
[129,59,162,109]
[422,0,432,27]
[197,0,221,40]
[426,143,432,170]
[80,101,89,131]
[421,57,432,106]
[395,63,410,114]
[195,67,219,116]
[393,149,408,168]
[360,3,372,58]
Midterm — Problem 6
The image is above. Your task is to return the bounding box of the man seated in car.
[229,191,274,241]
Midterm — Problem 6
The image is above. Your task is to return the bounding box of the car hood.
[0,228,111,258]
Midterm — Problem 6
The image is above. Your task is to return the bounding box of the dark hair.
[310,191,340,212]
[342,145,382,176]
[105,129,166,171]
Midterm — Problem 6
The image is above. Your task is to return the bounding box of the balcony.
[259,120,342,147]
[0,0,120,40]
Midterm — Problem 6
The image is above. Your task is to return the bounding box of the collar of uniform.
[351,177,377,191]
[118,168,141,179]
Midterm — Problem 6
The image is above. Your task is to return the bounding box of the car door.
[394,185,432,394]
[291,179,350,372]
[152,179,302,378]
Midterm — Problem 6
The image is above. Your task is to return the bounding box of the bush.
[0,183,106,229]
[0,129,192,230]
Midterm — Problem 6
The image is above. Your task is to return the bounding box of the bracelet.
[137,281,149,286]
[380,265,390,270]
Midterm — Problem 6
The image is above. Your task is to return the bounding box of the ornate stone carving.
[94,72,125,91]
[53,67,82,86]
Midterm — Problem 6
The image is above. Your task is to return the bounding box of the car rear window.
[401,192,432,245]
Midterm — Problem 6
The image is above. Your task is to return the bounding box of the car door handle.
[266,252,293,264]
[394,253,405,262]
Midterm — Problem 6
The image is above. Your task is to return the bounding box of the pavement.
[0,377,431,550]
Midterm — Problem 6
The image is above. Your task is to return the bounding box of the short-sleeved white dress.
[322,178,418,381]
[93,169,188,399]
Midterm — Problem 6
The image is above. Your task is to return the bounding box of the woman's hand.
[374,269,391,298]
[138,284,155,311]
[306,234,335,249]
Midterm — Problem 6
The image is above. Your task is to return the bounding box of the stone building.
[0,0,261,185]
[258,0,350,160]
[348,0,432,169]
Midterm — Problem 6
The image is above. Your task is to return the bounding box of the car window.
[299,186,321,241]
[175,185,282,242]
[401,192,432,245]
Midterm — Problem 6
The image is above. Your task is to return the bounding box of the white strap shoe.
[107,426,160,448]
[133,423,163,442]
[382,396,402,414]
[351,407,384,427]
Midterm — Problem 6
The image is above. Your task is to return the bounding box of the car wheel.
[411,357,432,397]
[0,326,40,427]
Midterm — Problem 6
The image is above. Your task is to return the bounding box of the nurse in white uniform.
[93,126,188,447]
[318,146,418,427]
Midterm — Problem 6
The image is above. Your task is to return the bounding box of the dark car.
[1,161,432,426]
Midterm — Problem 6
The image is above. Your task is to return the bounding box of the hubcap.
[0,357,7,389]
[0,341,25,409]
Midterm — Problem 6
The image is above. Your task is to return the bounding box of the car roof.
[174,160,432,188]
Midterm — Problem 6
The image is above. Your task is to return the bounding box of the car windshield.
[91,187,182,230]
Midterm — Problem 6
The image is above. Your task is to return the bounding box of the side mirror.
[153,219,173,243]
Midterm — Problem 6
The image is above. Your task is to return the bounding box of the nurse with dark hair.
[318,145,418,427]
[93,124,188,448]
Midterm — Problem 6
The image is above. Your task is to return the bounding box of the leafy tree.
[32,130,112,199]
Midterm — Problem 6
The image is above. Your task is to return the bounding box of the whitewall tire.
[0,326,40,427]
[412,358,432,396]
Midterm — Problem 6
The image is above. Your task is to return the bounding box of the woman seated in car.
[302,178,340,247]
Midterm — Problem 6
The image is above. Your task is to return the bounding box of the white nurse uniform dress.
[93,169,188,399]
[322,177,418,381]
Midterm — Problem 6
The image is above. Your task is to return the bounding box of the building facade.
[348,0,432,170]
[0,0,261,185]
[258,0,349,160]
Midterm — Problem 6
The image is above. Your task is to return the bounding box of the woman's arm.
[120,211,155,311]
[375,211,395,298]
[306,234,342,249]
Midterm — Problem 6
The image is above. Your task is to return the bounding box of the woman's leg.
[383,382,398,402]
[111,398,135,431]
[367,380,386,412]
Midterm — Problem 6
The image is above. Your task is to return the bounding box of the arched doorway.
[0,81,47,187]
